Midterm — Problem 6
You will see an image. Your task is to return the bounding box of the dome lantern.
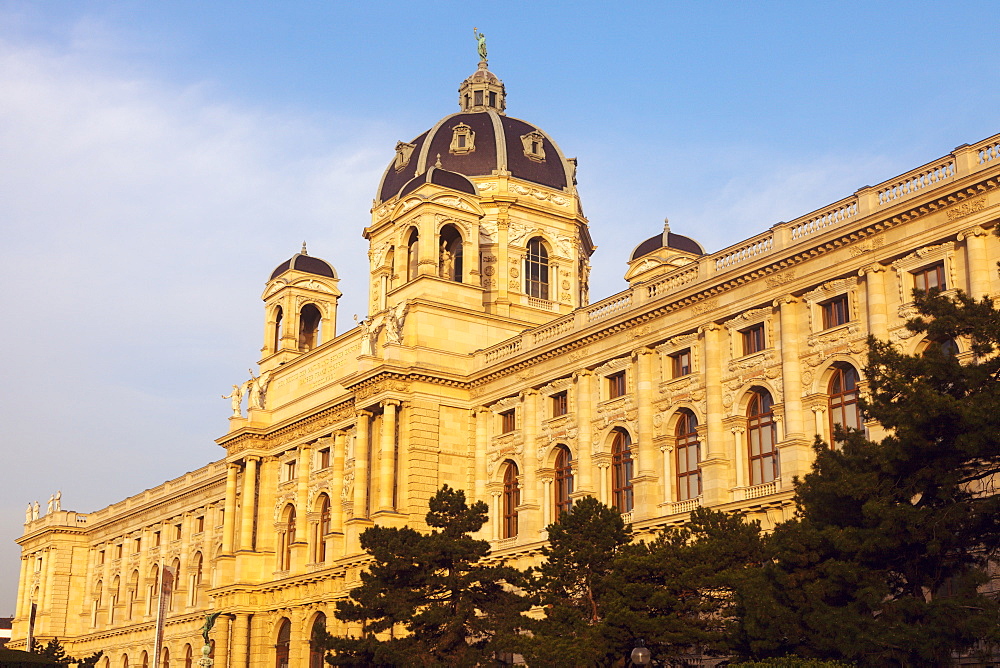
[458,60,506,114]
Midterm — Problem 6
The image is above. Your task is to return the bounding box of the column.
[859,264,889,341]
[353,412,371,518]
[776,297,811,489]
[293,443,311,568]
[397,403,411,517]
[330,432,346,532]
[661,445,674,505]
[573,370,595,494]
[959,225,991,298]
[597,463,610,504]
[238,457,259,551]
[732,427,747,489]
[700,323,729,505]
[222,464,238,555]
[541,478,553,528]
[496,206,512,311]
[490,492,501,541]
[812,406,827,443]
[213,614,231,668]
[417,214,436,277]
[15,555,29,620]
[230,612,250,668]
[474,408,489,506]
[519,390,540,535]
[633,347,658,518]
[378,401,398,512]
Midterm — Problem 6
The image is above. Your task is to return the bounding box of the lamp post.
[630,638,651,666]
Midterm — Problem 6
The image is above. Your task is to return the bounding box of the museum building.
[11,57,1000,667]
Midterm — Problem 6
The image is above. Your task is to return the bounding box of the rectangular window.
[821,295,850,329]
[285,459,297,482]
[98,550,105,565]
[742,324,765,355]
[115,544,123,559]
[500,409,516,434]
[474,90,483,106]
[489,91,497,107]
[134,537,141,552]
[551,391,568,417]
[153,531,161,547]
[914,263,946,293]
[608,371,627,399]
[670,349,691,377]
[195,516,204,533]
[318,447,331,469]
[174,523,182,540]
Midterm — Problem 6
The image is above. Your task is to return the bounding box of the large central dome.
[375,62,577,204]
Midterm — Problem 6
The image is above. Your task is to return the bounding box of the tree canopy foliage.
[740,289,1000,665]
[321,485,528,667]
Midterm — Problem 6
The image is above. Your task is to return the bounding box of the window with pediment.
[611,429,634,513]
[675,410,701,501]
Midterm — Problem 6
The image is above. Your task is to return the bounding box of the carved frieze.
[947,194,987,221]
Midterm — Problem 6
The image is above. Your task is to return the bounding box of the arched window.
[281,505,296,571]
[502,462,519,539]
[147,565,159,616]
[525,237,549,300]
[299,304,322,351]
[273,307,283,352]
[828,364,862,446]
[275,618,291,668]
[121,656,128,668]
[747,389,779,486]
[109,576,120,624]
[611,429,634,513]
[189,553,203,607]
[309,613,327,668]
[139,651,148,668]
[93,579,103,627]
[675,410,701,501]
[406,228,419,281]
[160,648,169,668]
[166,559,179,612]
[439,224,464,282]
[317,495,331,563]
[183,645,192,668]
[553,446,573,522]
[127,570,139,620]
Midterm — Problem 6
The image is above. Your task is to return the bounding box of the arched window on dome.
[611,429,634,513]
[299,304,322,351]
[273,307,283,353]
[309,613,327,668]
[553,446,574,522]
[828,364,862,447]
[525,237,549,300]
[275,618,291,668]
[406,228,419,282]
[439,225,464,282]
[502,462,519,539]
[747,389,779,486]
[675,410,701,501]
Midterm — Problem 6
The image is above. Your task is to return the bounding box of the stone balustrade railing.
[473,132,1000,370]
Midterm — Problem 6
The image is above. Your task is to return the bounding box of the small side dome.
[270,243,337,280]
[630,223,705,261]
[398,165,477,198]
[625,219,706,286]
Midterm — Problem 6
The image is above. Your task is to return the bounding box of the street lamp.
[630,639,651,666]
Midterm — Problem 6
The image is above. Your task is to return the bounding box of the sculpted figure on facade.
[53,490,60,512]
[384,301,409,345]
[356,314,384,356]
[25,504,31,524]
[248,370,272,411]
[473,27,487,62]
[32,501,39,520]
[222,383,246,417]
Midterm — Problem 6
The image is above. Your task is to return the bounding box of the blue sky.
[2,0,999,611]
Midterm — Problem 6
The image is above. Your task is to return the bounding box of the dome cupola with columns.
[364,40,595,351]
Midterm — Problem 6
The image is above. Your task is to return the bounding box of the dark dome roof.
[270,250,336,281]
[398,166,477,198]
[630,230,705,261]
[376,111,574,204]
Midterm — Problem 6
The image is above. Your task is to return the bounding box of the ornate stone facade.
[11,64,1000,667]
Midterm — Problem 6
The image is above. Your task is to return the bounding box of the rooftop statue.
[474,27,487,62]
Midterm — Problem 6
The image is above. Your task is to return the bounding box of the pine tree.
[741,287,1000,665]
[324,485,528,667]
[522,496,632,667]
